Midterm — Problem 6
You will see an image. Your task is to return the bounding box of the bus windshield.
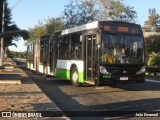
[101,34,144,64]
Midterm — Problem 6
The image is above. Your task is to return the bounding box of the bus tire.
[71,67,81,87]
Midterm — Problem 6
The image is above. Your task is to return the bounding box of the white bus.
[27,21,145,86]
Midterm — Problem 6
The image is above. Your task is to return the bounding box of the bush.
[146,67,160,76]
[146,67,160,73]
[147,53,160,67]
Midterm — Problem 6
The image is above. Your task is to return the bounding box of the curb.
[145,79,160,83]
[0,80,21,84]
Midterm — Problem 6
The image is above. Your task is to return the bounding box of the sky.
[7,0,160,52]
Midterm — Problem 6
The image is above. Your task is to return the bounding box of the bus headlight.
[100,66,111,74]
[136,66,145,75]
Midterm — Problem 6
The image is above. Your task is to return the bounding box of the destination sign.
[102,25,141,34]
[118,26,128,32]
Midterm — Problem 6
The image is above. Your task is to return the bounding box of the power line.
[4,0,26,18]
[10,0,25,11]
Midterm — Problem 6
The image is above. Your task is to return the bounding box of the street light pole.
[0,0,5,67]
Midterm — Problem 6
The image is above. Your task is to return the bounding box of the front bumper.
[100,73,145,84]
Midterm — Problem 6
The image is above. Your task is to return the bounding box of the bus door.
[85,35,96,84]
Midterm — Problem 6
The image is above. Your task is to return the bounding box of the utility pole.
[0,0,5,67]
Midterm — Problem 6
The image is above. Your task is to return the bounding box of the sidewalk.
[0,58,68,120]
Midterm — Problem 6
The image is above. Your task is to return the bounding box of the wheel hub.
[72,71,78,82]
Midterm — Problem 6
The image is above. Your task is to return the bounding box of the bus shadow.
[45,76,160,91]
[110,82,160,91]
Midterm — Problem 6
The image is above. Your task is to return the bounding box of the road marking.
[145,79,160,83]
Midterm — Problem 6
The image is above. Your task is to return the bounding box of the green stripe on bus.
[56,68,84,83]
[79,72,84,83]
[56,68,70,80]
[26,62,32,68]
[26,62,29,68]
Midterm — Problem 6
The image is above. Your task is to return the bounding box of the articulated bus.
[27,21,145,86]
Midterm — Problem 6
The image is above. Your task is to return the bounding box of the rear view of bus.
[99,21,145,85]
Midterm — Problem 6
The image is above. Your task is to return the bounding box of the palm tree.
[0,0,20,47]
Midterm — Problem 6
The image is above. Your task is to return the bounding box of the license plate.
[120,77,128,80]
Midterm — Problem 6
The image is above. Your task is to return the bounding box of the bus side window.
[58,37,63,59]
[63,35,70,59]
[40,40,44,64]
[71,34,82,60]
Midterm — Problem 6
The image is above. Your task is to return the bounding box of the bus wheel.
[71,67,81,87]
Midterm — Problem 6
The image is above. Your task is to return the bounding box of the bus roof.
[61,21,141,36]
[61,21,99,35]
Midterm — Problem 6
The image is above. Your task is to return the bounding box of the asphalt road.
[14,59,160,120]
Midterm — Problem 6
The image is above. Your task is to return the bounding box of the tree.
[144,8,160,31]
[0,0,20,47]
[76,0,97,25]
[27,17,63,44]
[63,0,98,28]
[98,0,137,22]
[145,34,160,54]
[27,21,46,43]
[63,0,137,28]
[45,17,64,33]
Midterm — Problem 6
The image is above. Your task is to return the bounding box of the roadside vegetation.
[143,8,160,77]
[8,50,26,59]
